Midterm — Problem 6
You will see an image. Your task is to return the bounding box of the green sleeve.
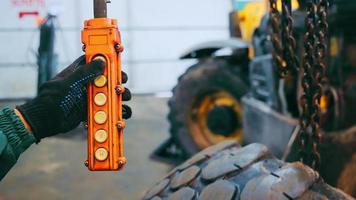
[0,108,36,181]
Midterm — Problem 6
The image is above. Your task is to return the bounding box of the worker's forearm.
[0,108,36,180]
[0,108,35,155]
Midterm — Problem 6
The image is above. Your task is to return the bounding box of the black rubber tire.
[168,58,248,156]
[143,141,353,200]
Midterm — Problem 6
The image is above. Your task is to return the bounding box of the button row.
[93,71,109,161]
[91,58,124,162]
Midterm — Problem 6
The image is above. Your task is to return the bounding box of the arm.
[0,56,132,181]
[0,108,35,180]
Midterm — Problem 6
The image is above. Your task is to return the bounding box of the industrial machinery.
[166,0,354,157]
[162,0,356,194]
[165,0,298,157]
[82,0,126,171]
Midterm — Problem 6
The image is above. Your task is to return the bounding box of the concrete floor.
[0,96,172,200]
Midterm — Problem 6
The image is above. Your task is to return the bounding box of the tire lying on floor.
[143,141,353,200]
[168,58,248,156]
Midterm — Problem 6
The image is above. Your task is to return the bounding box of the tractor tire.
[168,58,248,156]
[143,141,354,200]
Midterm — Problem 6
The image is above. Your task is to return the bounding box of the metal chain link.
[299,0,329,170]
[269,0,286,76]
[282,0,300,75]
[310,0,329,169]
[269,0,299,77]
[268,0,329,170]
[299,0,316,166]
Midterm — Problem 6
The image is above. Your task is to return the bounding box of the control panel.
[82,18,126,171]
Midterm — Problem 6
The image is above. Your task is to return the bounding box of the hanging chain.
[299,0,316,167]
[268,0,329,170]
[281,0,299,75]
[310,0,329,169]
[269,0,298,77]
[299,0,329,170]
[269,0,286,76]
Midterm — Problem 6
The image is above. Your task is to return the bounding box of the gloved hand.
[17,56,132,142]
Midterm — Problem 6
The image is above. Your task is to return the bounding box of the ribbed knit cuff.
[0,108,36,158]
[16,98,50,142]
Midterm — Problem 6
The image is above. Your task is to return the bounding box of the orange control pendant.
[82,18,126,171]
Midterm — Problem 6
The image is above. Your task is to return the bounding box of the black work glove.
[17,56,132,142]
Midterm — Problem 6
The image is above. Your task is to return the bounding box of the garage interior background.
[0,0,231,98]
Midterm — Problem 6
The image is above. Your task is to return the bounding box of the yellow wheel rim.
[188,91,243,149]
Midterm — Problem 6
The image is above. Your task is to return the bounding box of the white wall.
[0,0,231,98]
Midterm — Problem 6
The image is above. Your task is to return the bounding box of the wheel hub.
[206,105,241,137]
[188,91,244,148]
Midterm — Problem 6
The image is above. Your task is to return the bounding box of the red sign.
[18,11,39,18]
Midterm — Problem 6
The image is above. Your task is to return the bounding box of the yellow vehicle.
[232,0,299,55]
[156,0,356,196]
[165,0,300,156]
[241,1,299,36]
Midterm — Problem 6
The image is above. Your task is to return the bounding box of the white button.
[94,93,107,106]
[95,129,108,143]
[95,148,108,161]
[94,111,107,124]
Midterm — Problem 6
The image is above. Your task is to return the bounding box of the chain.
[282,0,299,75]
[269,0,298,77]
[299,0,315,167]
[268,0,329,170]
[269,0,286,76]
[299,0,329,170]
[310,0,329,169]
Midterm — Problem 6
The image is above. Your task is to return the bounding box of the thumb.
[71,60,105,86]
